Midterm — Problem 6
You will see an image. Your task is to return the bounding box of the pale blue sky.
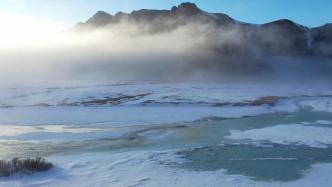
[0,0,331,28]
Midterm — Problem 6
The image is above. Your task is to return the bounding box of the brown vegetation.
[0,157,53,177]
[250,96,281,106]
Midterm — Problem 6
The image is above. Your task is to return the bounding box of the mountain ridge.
[75,2,332,57]
[77,2,326,29]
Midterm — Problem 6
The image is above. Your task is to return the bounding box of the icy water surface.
[176,144,332,181]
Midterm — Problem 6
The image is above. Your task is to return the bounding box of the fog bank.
[0,20,331,86]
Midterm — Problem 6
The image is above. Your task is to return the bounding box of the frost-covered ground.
[1,82,332,187]
[1,82,332,108]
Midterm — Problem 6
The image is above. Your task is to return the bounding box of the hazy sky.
[0,0,331,30]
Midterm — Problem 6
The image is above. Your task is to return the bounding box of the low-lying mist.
[0,20,331,86]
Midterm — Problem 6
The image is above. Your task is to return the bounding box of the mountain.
[76,2,234,29]
[75,2,332,57]
[310,23,332,57]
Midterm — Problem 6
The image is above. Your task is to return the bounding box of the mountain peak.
[264,19,303,28]
[85,10,113,27]
[171,2,201,15]
[94,10,111,17]
[178,2,199,10]
[262,19,307,33]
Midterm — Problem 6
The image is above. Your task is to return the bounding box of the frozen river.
[1,82,332,187]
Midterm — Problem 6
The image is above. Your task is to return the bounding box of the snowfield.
[1,82,332,187]
[0,82,331,108]
[227,123,332,148]
[3,151,332,187]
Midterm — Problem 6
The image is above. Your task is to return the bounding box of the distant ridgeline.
[75,2,332,58]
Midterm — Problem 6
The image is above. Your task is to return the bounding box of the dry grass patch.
[0,157,53,177]
[250,96,282,106]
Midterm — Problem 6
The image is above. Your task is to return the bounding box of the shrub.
[0,157,53,177]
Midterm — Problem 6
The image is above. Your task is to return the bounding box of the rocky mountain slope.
[76,2,332,57]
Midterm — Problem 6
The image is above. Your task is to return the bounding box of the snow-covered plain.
[3,151,332,187]
[1,82,332,187]
[0,82,331,108]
